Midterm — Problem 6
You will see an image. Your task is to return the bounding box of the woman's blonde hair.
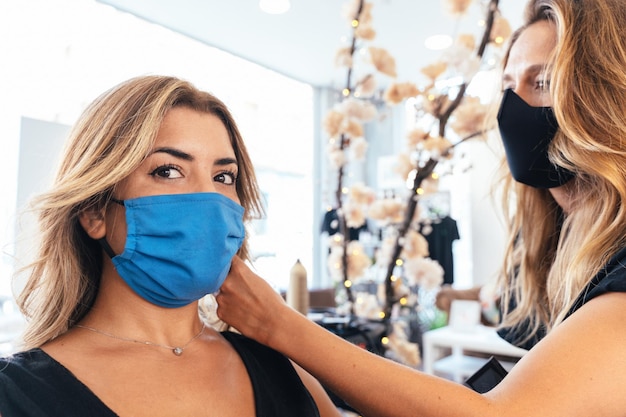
[498,0,626,344]
[17,75,264,348]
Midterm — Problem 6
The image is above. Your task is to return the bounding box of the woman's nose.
[512,87,532,105]
[196,178,217,194]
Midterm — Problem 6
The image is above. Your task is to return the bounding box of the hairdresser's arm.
[217,257,626,417]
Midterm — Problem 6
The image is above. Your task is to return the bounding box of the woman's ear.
[78,208,107,239]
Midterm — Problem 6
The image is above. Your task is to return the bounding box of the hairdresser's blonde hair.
[498,0,626,344]
[17,75,264,348]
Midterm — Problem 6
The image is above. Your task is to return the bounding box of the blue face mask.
[99,192,245,308]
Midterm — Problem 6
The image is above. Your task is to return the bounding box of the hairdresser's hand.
[217,256,291,347]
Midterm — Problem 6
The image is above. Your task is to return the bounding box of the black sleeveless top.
[498,245,626,350]
[0,331,320,417]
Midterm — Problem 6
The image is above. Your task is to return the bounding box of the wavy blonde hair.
[17,75,264,348]
[497,0,626,344]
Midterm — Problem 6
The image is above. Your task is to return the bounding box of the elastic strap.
[98,238,117,259]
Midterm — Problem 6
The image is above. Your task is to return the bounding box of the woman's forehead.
[505,21,557,72]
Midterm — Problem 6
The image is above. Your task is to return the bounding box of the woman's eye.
[150,165,183,179]
[214,171,237,185]
[536,79,550,90]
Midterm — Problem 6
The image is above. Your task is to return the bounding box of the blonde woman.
[0,75,341,417]
[217,0,626,415]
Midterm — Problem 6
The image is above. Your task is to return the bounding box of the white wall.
[10,118,71,296]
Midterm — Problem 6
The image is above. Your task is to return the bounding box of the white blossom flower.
[339,98,377,122]
[199,294,229,331]
[401,229,430,259]
[344,118,365,138]
[343,200,367,228]
[327,245,345,283]
[420,61,447,81]
[368,46,397,78]
[421,92,451,118]
[368,198,405,225]
[395,152,414,181]
[383,81,421,105]
[355,24,376,41]
[350,136,369,160]
[450,95,491,137]
[386,321,420,367]
[323,109,345,138]
[443,0,473,15]
[491,16,512,46]
[355,74,377,98]
[420,135,453,160]
[354,292,383,319]
[347,241,372,278]
[403,257,444,289]
[327,240,372,282]
[456,33,476,51]
[349,182,376,205]
[327,145,347,168]
[341,0,360,20]
[335,47,353,68]
[419,176,440,195]
[375,236,397,266]
[406,128,429,148]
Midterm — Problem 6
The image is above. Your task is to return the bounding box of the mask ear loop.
[98,238,117,259]
[97,197,126,259]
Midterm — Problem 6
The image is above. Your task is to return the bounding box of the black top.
[321,208,367,241]
[498,245,626,350]
[420,216,460,285]
[0,331,320,417]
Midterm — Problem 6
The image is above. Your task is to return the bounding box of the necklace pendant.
[173,347,183,356]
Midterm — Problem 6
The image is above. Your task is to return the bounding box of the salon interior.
[1,0,528,389]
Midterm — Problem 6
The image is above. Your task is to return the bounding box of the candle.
[287,259,309,315]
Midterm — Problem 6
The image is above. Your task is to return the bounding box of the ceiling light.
[424,34,453,50]
[259,0,291,14]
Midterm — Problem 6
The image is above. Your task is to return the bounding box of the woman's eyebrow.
[215,157,238,166]
[151,147,194,161]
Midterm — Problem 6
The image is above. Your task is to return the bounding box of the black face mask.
[497,88,574,189]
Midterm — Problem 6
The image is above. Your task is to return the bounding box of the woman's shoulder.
[566,246,626,318]
[0,348,48,374]
[0,348,117,417]
[0,347,70,395]
[221,330,293,369]
[220,330,321,417]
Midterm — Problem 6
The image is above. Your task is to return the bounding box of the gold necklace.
[75,323,206,356]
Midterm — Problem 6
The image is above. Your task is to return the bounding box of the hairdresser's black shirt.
[498,245,626,350]
[0,331,320,417]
